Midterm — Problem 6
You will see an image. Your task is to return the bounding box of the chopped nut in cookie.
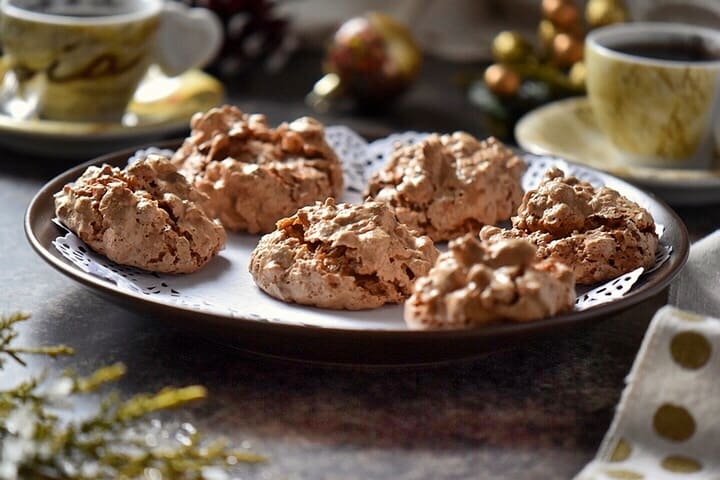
[172,105,344,234]
[480,168,658,284]
[364,133,525,241]
[54,155,226,274]
[404,235,575,330]
[249,198,439,310]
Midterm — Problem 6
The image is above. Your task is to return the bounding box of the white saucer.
[515,97,720,206]
[0,66,224,158]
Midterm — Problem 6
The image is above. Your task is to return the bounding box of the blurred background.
[180,0,720,141]
[282,0,720,60]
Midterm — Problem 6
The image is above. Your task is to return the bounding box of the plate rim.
[25,139,690,341]
[0,113,189,140]
[515,96,720,190]
[0,68,223,141]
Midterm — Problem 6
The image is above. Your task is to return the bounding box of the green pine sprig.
[0,311,74,368]
[0,312,263,480]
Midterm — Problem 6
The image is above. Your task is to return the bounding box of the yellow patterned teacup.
[585,23,720,169]
[0,0,222,122]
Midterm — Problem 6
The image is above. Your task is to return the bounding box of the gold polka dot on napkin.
[670,331,711,369]
[661,455,702,473]
[653,403,695,441]
[609,438,632,462]
[575,306,720,480]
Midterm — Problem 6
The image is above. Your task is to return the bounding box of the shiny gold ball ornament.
[586,0,628,27]
[484,64,520,97]
[492,30,533,64]
[308,11,422,109]
[541,0,565,18]
[543,0,580,30]
[538,19,557,52]
[569,61,586,88]
[552,33,584,67]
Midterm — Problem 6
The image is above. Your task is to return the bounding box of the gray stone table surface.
[2,53,719,480]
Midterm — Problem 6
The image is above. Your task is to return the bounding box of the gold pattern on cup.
[0,13,159,122]
[586,46,717,164]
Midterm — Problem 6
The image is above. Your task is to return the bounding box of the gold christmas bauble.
[552,33,584,67]
[543,0,580,30]
[538,19,557,52]
[542,0,566,18]
[492,31,533,64]
[569,61,586,88]
[319,11,422,104]
[586,0,628,27]
[484,64,520,97]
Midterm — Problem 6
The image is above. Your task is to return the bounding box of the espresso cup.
[0,0,222,122]
[585,23,720,169]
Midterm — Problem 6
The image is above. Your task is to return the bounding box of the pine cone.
[181,0,295,77]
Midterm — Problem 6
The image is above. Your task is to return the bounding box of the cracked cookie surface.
[54,155,226,274]
[364,133,525,241]
[405,235,575,329]
[249,198,439,310]
[480,168,658,284]
[172,105,344,234]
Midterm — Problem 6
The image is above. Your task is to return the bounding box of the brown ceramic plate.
[25,140,689,365]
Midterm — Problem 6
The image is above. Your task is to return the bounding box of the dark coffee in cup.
[13,0,137,16]
[609,39,720,62]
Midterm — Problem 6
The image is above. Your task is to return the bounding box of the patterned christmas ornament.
[307,11,422,111]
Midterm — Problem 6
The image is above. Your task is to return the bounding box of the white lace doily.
[52,128,672,329]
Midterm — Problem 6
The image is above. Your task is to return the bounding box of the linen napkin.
[669,230,720,318]
[575,230,720,480]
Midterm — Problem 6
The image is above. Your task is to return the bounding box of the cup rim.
[586,22,720,69]
[0,0,162,25]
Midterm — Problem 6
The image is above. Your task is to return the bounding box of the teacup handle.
[154,2,223,77]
